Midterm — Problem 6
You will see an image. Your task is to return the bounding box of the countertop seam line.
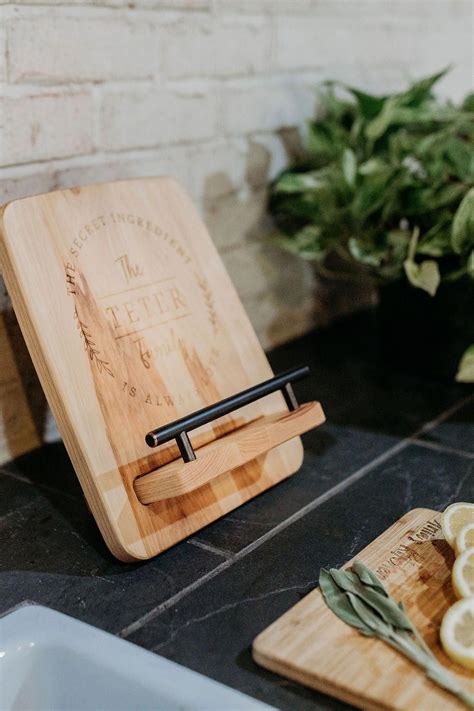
[0,466,83,504]
[119,394,471,639]
[119,438,410,638]
[187,539,235,559]
[417,393,474,435]
[410,439,474,460]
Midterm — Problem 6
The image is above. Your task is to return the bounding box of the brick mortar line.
[1,1,468,14]
[0,129,299,172]
[118,392,473,639]
[1,60,442,93]
[0,1,335,13]
[0,70,326,96]
[1,4,214,18]
[0,135,249,177]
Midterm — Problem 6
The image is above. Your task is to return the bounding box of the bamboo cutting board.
[253,508,473,710]
[0,178,324,562]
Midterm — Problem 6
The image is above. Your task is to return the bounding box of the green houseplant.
[268,70,474,381]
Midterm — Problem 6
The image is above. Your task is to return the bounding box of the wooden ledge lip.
[134,401,325,505]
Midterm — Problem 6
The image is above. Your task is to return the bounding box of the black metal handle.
[145,365,310,462]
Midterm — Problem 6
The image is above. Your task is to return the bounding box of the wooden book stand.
[0,178,325,561]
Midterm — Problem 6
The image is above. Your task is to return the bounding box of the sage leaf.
[318,563,474,709]
[346,592,392,638]
[319,569,373,635]
[329,568,413,631]
[352,561,389,597]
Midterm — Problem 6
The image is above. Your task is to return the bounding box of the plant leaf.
[404,259,441,296]
[307,107,350,163]
[417,232,451,257]
[468,250,474,279]
[452,188,474,254]
[445,137,474,182]
[345,87,386,118]
[274,171,325,194]
[462,93,474,112]
[366,95,400,142]
[455,345,474,383]
[401,67,449,107]
[348,238,385,267]
[280,225,327,261]
[267,70,474,362]
[342,148,357,187]
[358,157,387,175]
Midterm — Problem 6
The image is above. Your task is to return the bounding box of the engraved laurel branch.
[195,272,219,333]
[74,308,114,378]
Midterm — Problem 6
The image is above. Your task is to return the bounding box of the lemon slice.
[441,502,474,548]
[440,597,474,670]
[456,522,474,555]
[452,549,474,598]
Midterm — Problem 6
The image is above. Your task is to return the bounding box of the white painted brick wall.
[222,74,321,138]
[162,14,271,78]
[0,1,472,454]
[7,14,161,83]
[0,27,6,83]
[1,90,94,165]
[100,83,217,150]
[187,138,247,198]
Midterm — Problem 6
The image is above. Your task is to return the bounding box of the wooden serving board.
[0,178,324,561]
[253,508,473,711]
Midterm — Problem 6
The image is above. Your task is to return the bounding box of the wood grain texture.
[135,402,325,503]
[0,178,323,561]
[253,508,473,711]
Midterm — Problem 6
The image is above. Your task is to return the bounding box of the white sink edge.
[0,604,276,711]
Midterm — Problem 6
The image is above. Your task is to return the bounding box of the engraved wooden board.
[253,508,473,711]
[0,178,312,561]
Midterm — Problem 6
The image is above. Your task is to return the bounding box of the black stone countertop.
[1,311,473,710]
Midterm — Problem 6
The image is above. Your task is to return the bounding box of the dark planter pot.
[377,278,474,381]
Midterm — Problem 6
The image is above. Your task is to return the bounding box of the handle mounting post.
[145,366,310,463]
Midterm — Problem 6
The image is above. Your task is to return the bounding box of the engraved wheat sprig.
[74,308,114,377]
[195,272,219,332]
